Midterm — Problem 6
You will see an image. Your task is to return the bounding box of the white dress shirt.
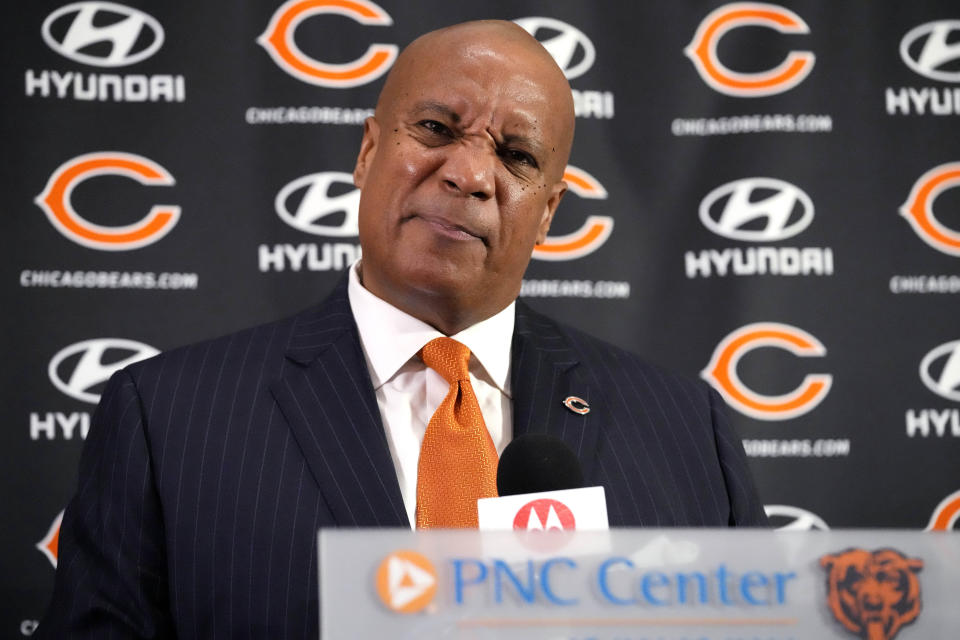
[347,261,514,527]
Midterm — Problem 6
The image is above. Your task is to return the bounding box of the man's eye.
[418,120,452,136]
[501,148,538,169]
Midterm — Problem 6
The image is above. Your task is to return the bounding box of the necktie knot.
[421,337,471,385]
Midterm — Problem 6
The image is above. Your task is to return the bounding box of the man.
[38,20,766,639]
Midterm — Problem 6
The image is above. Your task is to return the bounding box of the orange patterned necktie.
[416,337,499,528]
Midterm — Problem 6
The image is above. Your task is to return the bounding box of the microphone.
[496,434,584,496]
[478,433,607,531]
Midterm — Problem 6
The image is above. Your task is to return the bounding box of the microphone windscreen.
[496,434,584,496]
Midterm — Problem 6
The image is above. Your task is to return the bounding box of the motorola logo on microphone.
[513,499,576,531]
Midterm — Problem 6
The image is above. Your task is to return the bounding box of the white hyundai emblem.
[275,172,360,237]
[699,177,814,242]
[42,2,164,68]
[49,338,159,404]
[900,20,960,82]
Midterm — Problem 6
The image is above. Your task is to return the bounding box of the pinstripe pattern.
[38,277,765,639]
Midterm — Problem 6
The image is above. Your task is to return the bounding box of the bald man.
[354,21,573,336]
[38,21,766,639]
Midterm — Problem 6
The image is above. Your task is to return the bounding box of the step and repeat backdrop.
[3,0,959,634]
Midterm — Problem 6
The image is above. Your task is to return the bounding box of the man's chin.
[381,264,503,326]
[397,266,480,302]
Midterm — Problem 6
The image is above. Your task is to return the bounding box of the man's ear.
[353,117,381,188]
[536,180,567,244]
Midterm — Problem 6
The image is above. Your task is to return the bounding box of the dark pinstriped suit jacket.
[38,276,766,639]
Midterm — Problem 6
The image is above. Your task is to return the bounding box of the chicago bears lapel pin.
[562,395,590,415]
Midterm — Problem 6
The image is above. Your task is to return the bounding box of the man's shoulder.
[516,300,659,368]
[127,277,356,382]
[122,309,300,382]
[516,301,713,403]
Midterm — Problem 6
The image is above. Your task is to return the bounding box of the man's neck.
[357,262,515,336]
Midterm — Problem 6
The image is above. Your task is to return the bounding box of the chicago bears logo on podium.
[820,548,923,640]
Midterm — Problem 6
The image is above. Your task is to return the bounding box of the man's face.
[353,31,571,332]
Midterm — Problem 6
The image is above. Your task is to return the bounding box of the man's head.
[353,20,575,335]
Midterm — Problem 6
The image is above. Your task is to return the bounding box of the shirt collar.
[347,261,514,395]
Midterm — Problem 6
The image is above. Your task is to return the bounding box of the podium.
[318,528,958,639]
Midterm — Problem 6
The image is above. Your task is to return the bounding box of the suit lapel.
[270,278,408,527]
[511,302,602,484]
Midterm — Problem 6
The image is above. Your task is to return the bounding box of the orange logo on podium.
[820,548,923,640]
[375,550,437,614]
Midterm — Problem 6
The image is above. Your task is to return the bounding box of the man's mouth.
[410,213,487,244]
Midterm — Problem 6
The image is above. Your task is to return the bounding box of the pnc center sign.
[375,549,796,614]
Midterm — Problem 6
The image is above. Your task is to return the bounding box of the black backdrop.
[4,1,960,635]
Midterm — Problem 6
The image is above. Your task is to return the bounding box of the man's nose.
[438,141,495,200]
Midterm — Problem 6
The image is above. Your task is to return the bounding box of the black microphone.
[496,434,584,497]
